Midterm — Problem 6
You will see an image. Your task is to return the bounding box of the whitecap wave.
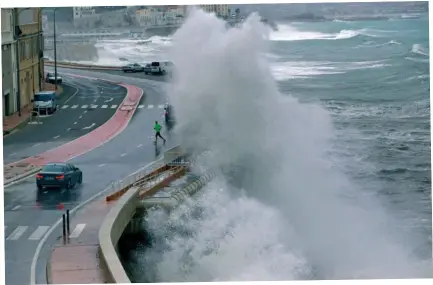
[411,43,429,57]
[270,24,360,41]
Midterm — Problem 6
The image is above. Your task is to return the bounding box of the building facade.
[199,4,229,18]
[135,6,185,28]
[16,8,44,111]
[72,7,100,28]
[2,8,18,116]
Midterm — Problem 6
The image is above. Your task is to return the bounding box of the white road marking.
[137,144,143,148]
[111,104,118,109]
[74,122,77,125]
[62,85,79,105]
[148,105,154,109]
[67,128,71,131]
[158,104,164,108]
[10,152,17,156]
[6,226,28,240]
[81,105,88,109]
[79,115,83,119]
[28,226,50,241]
[84,110,87,113]
[53,135,60,139]
[71,105,78,109]
[104,97,113,103]
[98,164,106,167]
[120,153,127,157]
[33,143,41,147]
[82,123,96,130]
[90,104,98,109]
[101,104,108,108]
[138,105,145,108]
[11,205,21,211]
[61,105,69,109]
[69,224,86,238]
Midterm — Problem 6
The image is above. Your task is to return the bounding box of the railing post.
[62,214,66,243]
[66,209,70,235]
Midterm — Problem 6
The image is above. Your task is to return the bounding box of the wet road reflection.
[36,186,82,210]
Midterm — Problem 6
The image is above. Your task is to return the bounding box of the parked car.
[150,61,174,75]
[46,72,62,84]
[122,63,145,73]
[143,63,151,74]
[36,162,83,190]
[32,91,58,114]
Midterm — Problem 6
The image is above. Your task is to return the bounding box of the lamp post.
[53,8,58,90]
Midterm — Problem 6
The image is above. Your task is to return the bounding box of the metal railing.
[108,158,166,195]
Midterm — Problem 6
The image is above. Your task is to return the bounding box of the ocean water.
[93,9,430,281]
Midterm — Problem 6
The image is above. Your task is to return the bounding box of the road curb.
[4,166,42,188]
[3,116,31,138]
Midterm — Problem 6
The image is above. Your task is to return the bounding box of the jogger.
[154,121,166,144]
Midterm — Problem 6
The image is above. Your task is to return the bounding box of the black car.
[45,72,62,84]
[164,104,176,129]
[122,63,145,73]
[36,162,83,190]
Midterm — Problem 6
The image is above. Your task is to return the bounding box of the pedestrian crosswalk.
[4,224,87,241]
[60,104,165,110]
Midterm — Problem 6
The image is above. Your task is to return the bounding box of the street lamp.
[52,8,58,91]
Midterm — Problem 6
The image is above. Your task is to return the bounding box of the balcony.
[19,23,40,35]
[1,31,14,44]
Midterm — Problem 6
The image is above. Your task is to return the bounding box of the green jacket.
[154,123,162,132]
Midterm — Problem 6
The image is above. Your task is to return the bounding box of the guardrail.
[139,169,216,209]
[105,146,187,202]
[44,60,122,71]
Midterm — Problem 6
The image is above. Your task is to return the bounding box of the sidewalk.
[48,197,115,284]
[3,83,64,136]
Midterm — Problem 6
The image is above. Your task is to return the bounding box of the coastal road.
[48,66,169,107]
[3,75,127,165]
[4,68,177,285]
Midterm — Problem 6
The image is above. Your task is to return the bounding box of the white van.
[150,61,174,75]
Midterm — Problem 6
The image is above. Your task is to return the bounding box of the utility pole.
[53,9,57,91]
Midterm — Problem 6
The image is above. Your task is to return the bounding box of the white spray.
[131,9,431,281]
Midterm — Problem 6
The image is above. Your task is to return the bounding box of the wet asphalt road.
[4,67,177,285]
[3,75,127,165]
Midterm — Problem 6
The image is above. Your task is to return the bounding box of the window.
[30,38,34,58]
[24,40,30,59]
[42,164,65,172]
[20,41,25,60]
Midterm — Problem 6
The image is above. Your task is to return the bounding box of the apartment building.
[135,6,185,28]
[16,8,44,111]
[72,7,100,28]
[199,4,230,18]
[2,8,18,116]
